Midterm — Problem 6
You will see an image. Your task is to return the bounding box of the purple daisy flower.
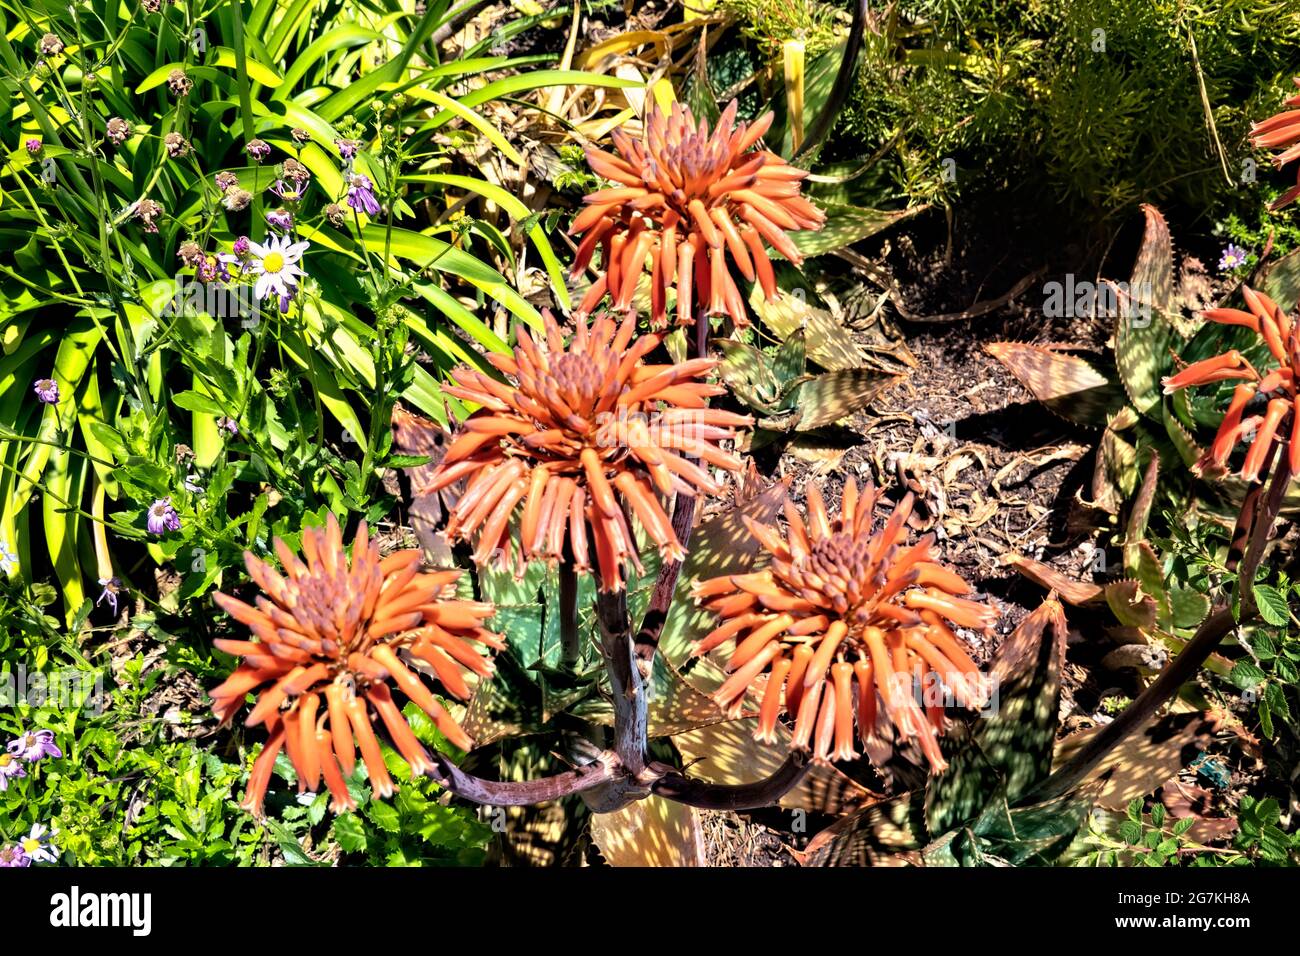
[146,497,181,534]
[269,179,306,204]
[25,138,42,155]
[216,416,239,436]
[232,235,251,258]
[1218,244,1249,272]
[33,379,59,404]
[0,752,27,790]
[266,208,294,232]
[346,174,381,215]
[8,729,62,762]
[96,577,123,615]
[336,138,359,160]
[0,844,28,867]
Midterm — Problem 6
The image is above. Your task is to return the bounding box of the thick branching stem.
[559,558,581,667]
[423,750,617,806]
[634,493,696,664]
[596,589,648,776]
[637,304,712,663]
[651,750,812,810]
[1029,440,1291,804]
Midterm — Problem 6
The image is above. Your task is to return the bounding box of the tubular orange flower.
[692,481,995,772]
[210,514,502,815]
[1251,77,1300,210]
[571,100,825,329]
[1164,286,1300,479]
[424,310,752,591]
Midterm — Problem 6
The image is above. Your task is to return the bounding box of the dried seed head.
[135,198,163,232]
[105,117,131,145]
[166,68,191,97]
[163,131,189,158]
[423,309,753,591]
[210,514,503,815]
[571,100,825,329]
[693,480,996,772]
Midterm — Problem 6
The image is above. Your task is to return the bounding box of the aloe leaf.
[716,339,780,411]
[786,202,918,258]
[925,598,1069,836]
[793,368,902,430]
[986,341,1124,426]
[772,328,807,382]
[590,795,705,866]
[1114,204,1179,417]
[747,283,867,371]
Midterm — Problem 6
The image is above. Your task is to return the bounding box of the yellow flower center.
[263,252,285,273]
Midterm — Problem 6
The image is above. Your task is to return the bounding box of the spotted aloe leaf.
[1260,244,1300,308]
[985,341,1124,426]
[795,791,926,866]
[747,282,870,371]
[1121,457,1171,626]
[772,328,807,384]
[716,339,783,415]
[670,717,873,814]
[790,367,902,430]
[925,598,1070,837]
[590,794,706,866]
[1090,406,1141,512]
[1104,579,1159,631]
[659,480,787,700]
[1113,205,1183,418]
[1003,553,1106,607]
[785,202,919,258]
[1053,711,1219,812]
[572,654,724,737]
[925,786,1096,867]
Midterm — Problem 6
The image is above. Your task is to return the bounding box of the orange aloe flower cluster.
[1162,286,1300,480]
[1251,77,1300,210]
[210,515,502,815]
[571,100,825,328]
[692,482,995,772]
[425,310,752,591]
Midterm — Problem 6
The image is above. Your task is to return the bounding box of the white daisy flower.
[247,235,309,302]
[20,823,59,863]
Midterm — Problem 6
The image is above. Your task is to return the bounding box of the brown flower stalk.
[424,309,752,591]
[1162,285,1300,479]
[693,481,995,771]
[210,514,502,815]
[1251,77,1300,210]
[571,100,825,328]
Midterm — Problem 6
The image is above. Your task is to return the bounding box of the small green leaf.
[1253,583,1291,627]
[332,813,367,853]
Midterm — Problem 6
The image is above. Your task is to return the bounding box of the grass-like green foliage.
[0,0,611,867]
